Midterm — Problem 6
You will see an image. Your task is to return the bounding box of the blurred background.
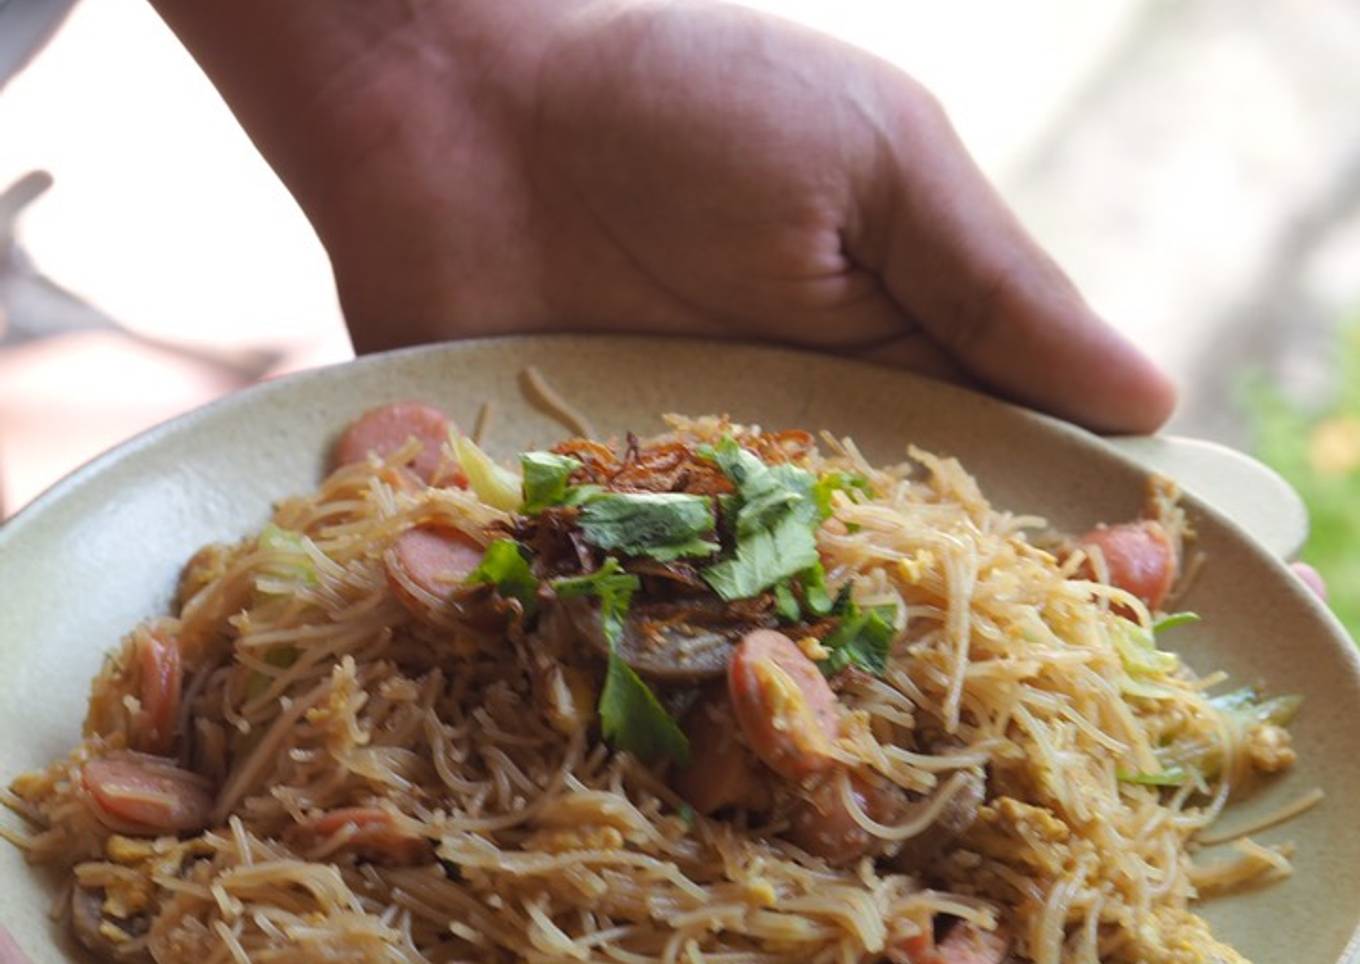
[1,0,1357,633]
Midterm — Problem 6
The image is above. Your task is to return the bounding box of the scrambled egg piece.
[754,661,833,756]
[796,636,829,661]
[1129,907,1249,964]
[980,797,1070,843]
[105,835,156,865]
[895,550,937,585]
[742,878,777,907]
[966,797,1073,877]
[1246,723,1296,773]
[305,659,370,754]
[524,825,624,853]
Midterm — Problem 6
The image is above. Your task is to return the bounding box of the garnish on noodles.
[1,406,1313,963]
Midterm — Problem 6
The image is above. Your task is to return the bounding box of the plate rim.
[2,332,1357,961]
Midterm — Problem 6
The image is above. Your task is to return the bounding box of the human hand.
[0,925,29,964]
[152,0,1172,433]
[1293,562,1327,600]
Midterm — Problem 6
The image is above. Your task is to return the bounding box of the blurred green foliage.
[1244,323,1360,639]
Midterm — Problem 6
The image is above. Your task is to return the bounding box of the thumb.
[862,77,1176,435]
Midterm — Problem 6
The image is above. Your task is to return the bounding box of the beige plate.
[1,336,1356,962]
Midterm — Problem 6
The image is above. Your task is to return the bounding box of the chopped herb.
[799,562,834,617]
[560,484,605,507]
[1154,689,1302,781]
[716,492,740,528]
[453,435,522,512]
[703,516,820,601]
[707,437,818,536]
[599,654,691,765]
[552,557,640,646]
[1151,611,1201,634]
[1117,767,1189,787]
[738,463,816,535]
[1208,688,1302,727]
[701,437,823,600]
[1112,620,1179,677]
[577,492,718,562]
[772,564,835,622]
[820,602,898,677]
[1207,686,1257,712]
[677,802,697,829]
[1213,687,1251,712]
[828,581,855,616]
[812,471,874,520]
[554,559,689,764]
[466,539,540,615]
[1119,676,1181,701]
[773,580,800,622]
[520,451,582,513]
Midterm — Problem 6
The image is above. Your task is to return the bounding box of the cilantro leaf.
[820,602,898,677]
[1116,767,1190,787]
[707,437,817,536]
[828,581,855,616]
[1151,611,1201,634]
[552,559,689,764]
[771,564,834,623]
[599,653,691,765]
[799,562,834,617]
[703,511,819,601]
[520,451,582,513]
[577,492,718,562]
[812,471,874,520]
[466,539,540,615]
[560,483,605,507]
[552,557,640,646]
[701,437,822,600]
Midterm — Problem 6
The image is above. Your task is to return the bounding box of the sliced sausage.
[788,766,986,871]
[887,922,1008,964]
[728,630,840,781]
[293,807,431,865]
[385,525,485,613]
[672,689,772,815]
[1078,520,1177,610]
[888,768,986,872]
[787,769,906,865]
[886,933,935,964]
[936,923,1008,964]
[82,755,213,835]
[136,631,181,755]
[333,402,461,485]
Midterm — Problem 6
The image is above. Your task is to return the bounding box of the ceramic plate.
[1,336,1356,962]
